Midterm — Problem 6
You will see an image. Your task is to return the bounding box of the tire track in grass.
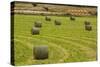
[33,35,96,61]
[15,32,96,43]
[14,38,33,65]
[44,35,97,50]
[17,32,96,49]
[14,37,66,64]
[15,33,96,61]
[46,33,96,43]
[61,36,97,50]
[16,35,69,63]
[38,35,96,59]
[15,35,69,64]
[14,38,33,49]
[46,34,96,45]
[15,34,92,61]
[80,37,96,42]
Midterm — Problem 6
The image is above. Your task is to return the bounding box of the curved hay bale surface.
[34,21,42,28]
[34,45,48,60]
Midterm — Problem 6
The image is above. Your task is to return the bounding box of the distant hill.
[11,1,97,16]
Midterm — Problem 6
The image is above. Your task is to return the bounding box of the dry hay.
[31,27,40,35]
[34,45,48,59]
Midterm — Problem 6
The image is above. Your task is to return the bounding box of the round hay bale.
[70,16,75,21]
[34,21,42,28]
[54,20,61,25]
[44,7,49,11]
[34,45,48,60]
[32,27,40,35]
[84,21,91,25]
[45,16,51,21]
[85,25,92,31]
[32,3,37,7]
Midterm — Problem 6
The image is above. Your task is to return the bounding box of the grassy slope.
[13,14,97,65]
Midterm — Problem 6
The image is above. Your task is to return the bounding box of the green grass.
[12,14,97,66]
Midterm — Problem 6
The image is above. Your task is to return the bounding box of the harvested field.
[12,14,97,65]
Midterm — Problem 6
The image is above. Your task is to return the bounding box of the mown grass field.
[12,14,97,66]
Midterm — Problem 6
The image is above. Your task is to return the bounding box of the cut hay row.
[14,33,96,63]
[12,10,66,16]
[43,35,96,50]
[44,34,96,44]
[70,13,91,16]
[19,33,96,57]
[37,35,96,58]
[12,2,97,16]
[12,9,93,16]
[16,31,96,50]
[16,31,96,43]
[14,35,69,64]
[15,31,96,45]
[14,33,96,64]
